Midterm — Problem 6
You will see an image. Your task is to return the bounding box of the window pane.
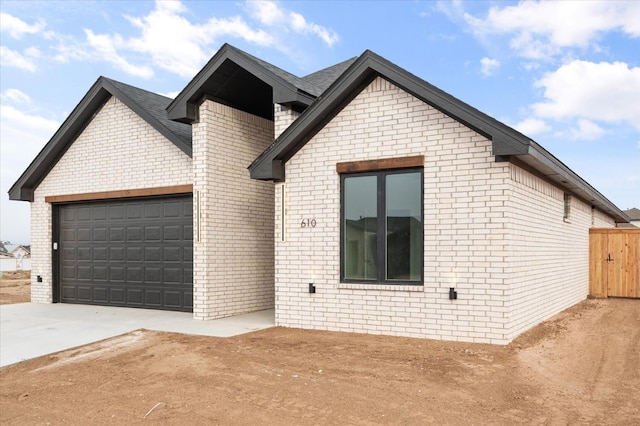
[344,175,378,280]
[386,172,422,281]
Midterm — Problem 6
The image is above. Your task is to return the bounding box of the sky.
[1,0,639,244]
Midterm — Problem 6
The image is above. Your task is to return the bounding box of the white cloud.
[0,12,45,38]
[480,57,499,77]
[0,105,60,134]
[513,118,551,136]
[85,29,154,78]
[0,46,37,72]
[566,119,606,141]
[0,1,338,80]
[464,1,640,59]
[249,0,285,25]
[0,106,60,244]
[246,0,338,46]
[0,89,31,105]
[119,0,276,78]
[532,60,640,129]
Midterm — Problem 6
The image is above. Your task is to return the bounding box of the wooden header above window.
[336,155,424,174]
[45,184,193,203]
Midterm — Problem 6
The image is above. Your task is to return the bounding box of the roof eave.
[515,142,629,223]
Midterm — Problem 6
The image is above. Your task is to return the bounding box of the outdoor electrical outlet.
[449,287,457,300]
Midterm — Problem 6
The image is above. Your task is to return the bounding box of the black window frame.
[340,167,424,285]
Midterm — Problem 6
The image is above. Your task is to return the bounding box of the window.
[563,193,571,221]
[341,168,423,284]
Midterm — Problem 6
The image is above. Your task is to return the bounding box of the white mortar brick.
[192,100,275,319]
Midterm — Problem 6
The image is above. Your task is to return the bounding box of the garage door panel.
[62,286,76,299]
[163,202,181,217]
[164,225,180,240]
[127,289,143,305]
[77,286,92,301]
[164,247,180,262]
[62,265,76,279]
[110,288,125,303]
[94,228,107,242]
[145,290,161,306]
[144,267,161,283]
[77,207,91,221]
[127,204,143,219]
[94,287,108,302]
[109,205,125,220]
[58,195,193,312]
[145,203,161,218]
[109,266,125,282]
[127,226,143,241]
[110,227,125,242]
[77,247,91,260]
[145,226,161,241]
[94,266,107,281]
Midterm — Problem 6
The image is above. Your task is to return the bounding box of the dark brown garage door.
[56,195,193,312]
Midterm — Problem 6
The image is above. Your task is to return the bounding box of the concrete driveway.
[0,303,274,367]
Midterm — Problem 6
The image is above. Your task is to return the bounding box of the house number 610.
[301,218,317,228]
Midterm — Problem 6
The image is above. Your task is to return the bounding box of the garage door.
[57,195,193,312]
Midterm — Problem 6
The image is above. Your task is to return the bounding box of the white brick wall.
[504,165,614,340]
[192,100,275,319]
[274,105,301,138]
[276,77,616,344]
[277,77,513,343]
[31,96,193,304]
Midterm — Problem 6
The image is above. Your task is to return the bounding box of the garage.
[54,195,193,312]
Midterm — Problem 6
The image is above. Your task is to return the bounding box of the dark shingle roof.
[238,49,324,97]
[623,208,640,220]
[303,57,358,92]
[106,78,191,147]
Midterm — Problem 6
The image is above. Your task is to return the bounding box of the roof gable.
[8,77,191,202]
[248,50,627,223]
[166,43,323,123]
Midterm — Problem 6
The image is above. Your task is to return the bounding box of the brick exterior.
[274,105,301,138]
[275,77,616,344]
[505,165,614,340]
[191,100,275,319]
[31,97,193,304]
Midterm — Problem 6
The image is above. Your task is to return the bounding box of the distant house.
[0,245,31,271]
[8,43,629,344]
[620,208,640,227]
[4,245,31,259]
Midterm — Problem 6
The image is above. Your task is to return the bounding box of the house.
[0,245,31,271]
[620,208,640,227]
[9,44,629,343]
[4,244,31,259]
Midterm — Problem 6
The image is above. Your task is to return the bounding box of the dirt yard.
[0,270,30,305]
[1,289,638,425]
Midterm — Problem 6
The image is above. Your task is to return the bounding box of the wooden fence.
[589,228,640,298]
